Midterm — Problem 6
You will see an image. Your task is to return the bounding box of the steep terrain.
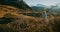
[0,0,32,13]
[0,0,59,32]
[0,5,56,32]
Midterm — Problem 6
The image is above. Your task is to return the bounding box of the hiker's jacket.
[43,11,47,18]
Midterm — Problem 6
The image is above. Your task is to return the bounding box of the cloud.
[23,0,60,6]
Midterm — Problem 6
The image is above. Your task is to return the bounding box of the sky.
[23,0,60,6]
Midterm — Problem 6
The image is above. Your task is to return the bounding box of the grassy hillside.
[0,1,60,32]
[0,5,58,32]
[0,12,56,32]
[0,0,32,13]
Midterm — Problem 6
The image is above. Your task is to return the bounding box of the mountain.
[0,0,59,32]
[30,4,47,12]
[50,6,60,15]
[36,4,46,7]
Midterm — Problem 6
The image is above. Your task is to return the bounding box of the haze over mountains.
[30,4,47,12]
[31,3,60,15]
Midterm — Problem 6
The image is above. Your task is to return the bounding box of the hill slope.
[0,0,32,13]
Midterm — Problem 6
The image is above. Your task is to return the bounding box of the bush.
[0,13,17,24]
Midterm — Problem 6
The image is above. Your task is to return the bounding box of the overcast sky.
[23,0,60,6]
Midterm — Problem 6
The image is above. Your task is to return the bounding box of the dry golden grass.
[0,13,55,32]
[0,12,56,32]
[0,5,59,32]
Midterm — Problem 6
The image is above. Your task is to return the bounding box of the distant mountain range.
[36,4,47,7]
[30,4,60,15]
[50,6,60,15]
[30,4,47,12]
